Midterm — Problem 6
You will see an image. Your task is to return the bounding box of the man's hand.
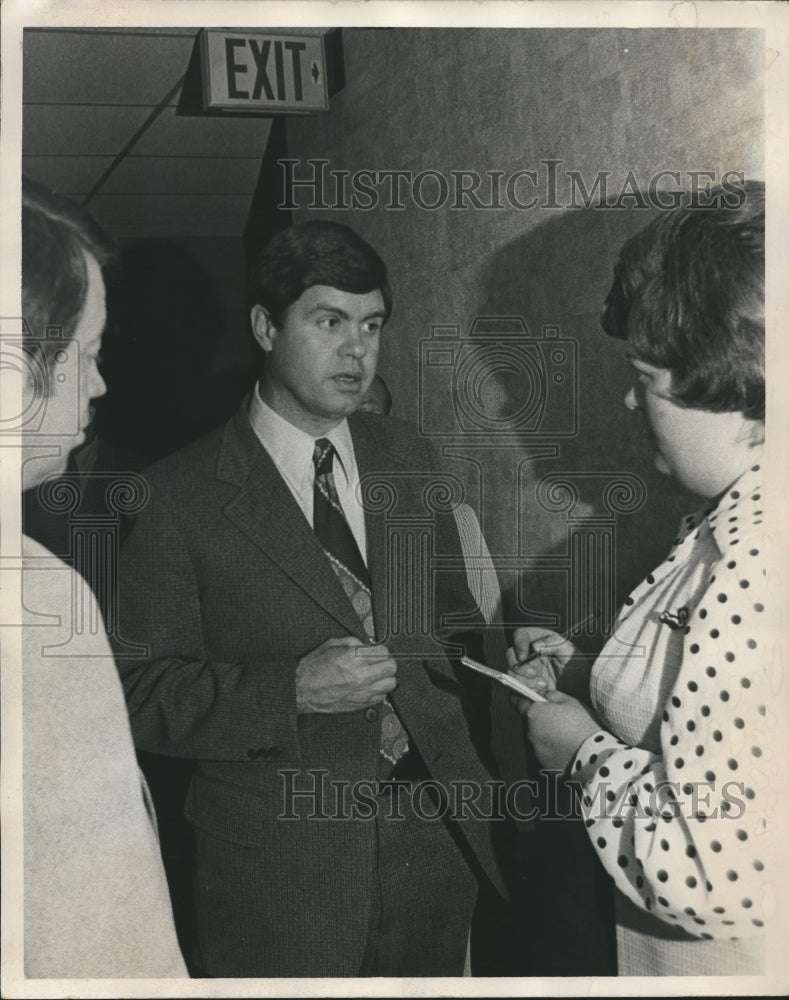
[517,691,602,772]
[295,637,397,714]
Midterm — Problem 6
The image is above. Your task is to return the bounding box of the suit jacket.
[114,403,507,974]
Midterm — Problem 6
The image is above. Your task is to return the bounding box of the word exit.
[200,30,329,113]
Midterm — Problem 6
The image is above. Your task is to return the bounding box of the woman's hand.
[507,627,593,702]
[506,627,579,695]
[516,691,603,772]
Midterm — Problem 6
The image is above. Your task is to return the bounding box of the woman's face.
[625,354,762,498]
[23,251,107,487]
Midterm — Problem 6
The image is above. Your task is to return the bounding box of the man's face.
[253,284,386,435]
[22,251,107,487]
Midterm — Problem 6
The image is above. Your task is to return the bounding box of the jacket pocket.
[184,775,267,848]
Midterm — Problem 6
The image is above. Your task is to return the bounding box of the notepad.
[459,656,548,703]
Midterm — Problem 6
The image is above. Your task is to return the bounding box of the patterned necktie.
[312,438,408,765]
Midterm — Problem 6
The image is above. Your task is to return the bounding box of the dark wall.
[174,235,252,374]
[93,234,256,465]
[283,27,764,650]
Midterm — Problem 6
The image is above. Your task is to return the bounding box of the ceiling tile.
[87,193,253,238]
[23,105,155,156]
[24,29,196,107]
[101,156,262,196]
[22,155,115,196]
[133,108,272,159]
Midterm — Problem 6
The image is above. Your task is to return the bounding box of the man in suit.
[113,221,508,978]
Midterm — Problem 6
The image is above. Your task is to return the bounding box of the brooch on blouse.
[658,606,689,630]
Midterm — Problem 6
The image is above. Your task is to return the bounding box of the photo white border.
[2,2,787,997]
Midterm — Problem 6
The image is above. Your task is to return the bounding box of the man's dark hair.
[600,179,764,420]
[22,176,116,386]
[247,220,392,326]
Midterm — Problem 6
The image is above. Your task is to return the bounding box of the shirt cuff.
[570,728,631,785]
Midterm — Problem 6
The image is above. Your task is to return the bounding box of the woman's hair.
[22,177,116,384]
[600,180,764,420]
[247,220,392,326]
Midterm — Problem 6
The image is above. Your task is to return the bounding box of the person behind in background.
[13,178,187,979]
[508,180,767,975]
[357,371,393,415]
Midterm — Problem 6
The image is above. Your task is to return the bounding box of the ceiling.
[22,27,328,240]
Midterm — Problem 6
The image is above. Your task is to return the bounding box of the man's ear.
[251,304,275,352]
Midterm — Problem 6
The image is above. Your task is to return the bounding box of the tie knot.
[313,438,335,473]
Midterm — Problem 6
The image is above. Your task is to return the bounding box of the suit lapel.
[349,416,411,645]
[218,405,367,640]
[350,416,469,709]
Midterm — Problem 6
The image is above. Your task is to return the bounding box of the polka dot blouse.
[572,462,769,942]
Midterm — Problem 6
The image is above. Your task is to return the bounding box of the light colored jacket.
[21,535,187,979]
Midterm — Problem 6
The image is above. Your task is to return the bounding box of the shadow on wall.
[451,204,698,655]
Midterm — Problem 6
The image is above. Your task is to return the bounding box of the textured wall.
[284,27,764,648]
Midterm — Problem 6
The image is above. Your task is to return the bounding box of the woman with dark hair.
[508,181,767,975]
[16,178,186,978]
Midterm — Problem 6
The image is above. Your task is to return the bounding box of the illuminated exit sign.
[200,30,329,113]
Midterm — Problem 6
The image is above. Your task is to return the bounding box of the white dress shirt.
[247,384,368,561]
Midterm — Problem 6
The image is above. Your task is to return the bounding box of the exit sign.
[200,30,329,113]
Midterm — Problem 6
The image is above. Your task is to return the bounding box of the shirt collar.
[705,452,764,549]
[247,383,356,490]
[322,419,357,487]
